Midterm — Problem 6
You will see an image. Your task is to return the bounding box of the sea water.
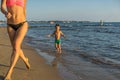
[25,21,120,80]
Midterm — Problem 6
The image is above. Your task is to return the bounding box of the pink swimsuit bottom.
[6,0,24,7]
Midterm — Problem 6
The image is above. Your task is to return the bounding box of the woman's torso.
[6,0,26,24]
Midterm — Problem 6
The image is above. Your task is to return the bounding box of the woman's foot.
[25,58,30,69]
[4,77,11,80]
[4,70,12,80]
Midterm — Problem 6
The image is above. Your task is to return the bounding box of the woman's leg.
[8,24,30,69]
[15,23,30,69]
[5,23,30,80]
[7,26,16,66]
[19,49,30,69]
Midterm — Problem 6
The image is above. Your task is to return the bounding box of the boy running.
[48,24,65,54]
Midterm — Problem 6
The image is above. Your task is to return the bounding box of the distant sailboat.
[100,20,104,26]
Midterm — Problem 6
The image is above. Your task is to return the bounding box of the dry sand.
[0,27,63,80]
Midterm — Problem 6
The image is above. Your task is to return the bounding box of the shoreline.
[0,27,63,80]
[25,29,120,80]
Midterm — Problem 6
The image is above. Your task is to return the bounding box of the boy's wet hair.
[55,24,60,27]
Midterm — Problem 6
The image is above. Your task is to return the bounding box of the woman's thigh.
[13,22,28,48]
[7,26,16,47]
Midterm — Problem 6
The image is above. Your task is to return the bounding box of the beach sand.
[0,27,63,80]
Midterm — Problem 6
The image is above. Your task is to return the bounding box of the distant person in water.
[48,24,65,54]
[1,0,30,80]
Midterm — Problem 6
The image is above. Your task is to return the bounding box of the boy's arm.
[60,31,65,38]
[48,31,55,37]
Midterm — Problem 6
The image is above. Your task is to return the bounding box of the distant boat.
[100,20,104,26]
[50,21,55,24]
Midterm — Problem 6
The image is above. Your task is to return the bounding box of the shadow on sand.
[0,75,4,80]
[0,43,34,51]
[0,64,26,71]
[0,43,11,47]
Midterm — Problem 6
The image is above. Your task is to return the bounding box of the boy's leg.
[55,43,59,53]
[58,44,62,54]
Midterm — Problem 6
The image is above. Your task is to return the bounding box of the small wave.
[79,53,120,68]
[94,28,120,34]
[109,46,120,50]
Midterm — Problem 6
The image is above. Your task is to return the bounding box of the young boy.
[48,24,65,54]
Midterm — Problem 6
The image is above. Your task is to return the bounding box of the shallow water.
[25,21,120,80]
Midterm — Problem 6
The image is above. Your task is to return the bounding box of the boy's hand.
[64,36,67,40]
[62,35,66,39]
[47,34,51,37]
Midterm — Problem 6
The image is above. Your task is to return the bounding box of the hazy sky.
[0,0,120,21]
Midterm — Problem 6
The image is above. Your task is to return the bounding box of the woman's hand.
[5,12,12,19]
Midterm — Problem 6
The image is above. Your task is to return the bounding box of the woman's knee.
[13,43,21,52]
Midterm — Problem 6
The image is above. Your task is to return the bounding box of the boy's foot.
[59,51,62,54]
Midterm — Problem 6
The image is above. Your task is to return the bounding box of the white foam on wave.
[35,49,55,64]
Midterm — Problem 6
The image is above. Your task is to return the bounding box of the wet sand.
[0,27,63,80]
